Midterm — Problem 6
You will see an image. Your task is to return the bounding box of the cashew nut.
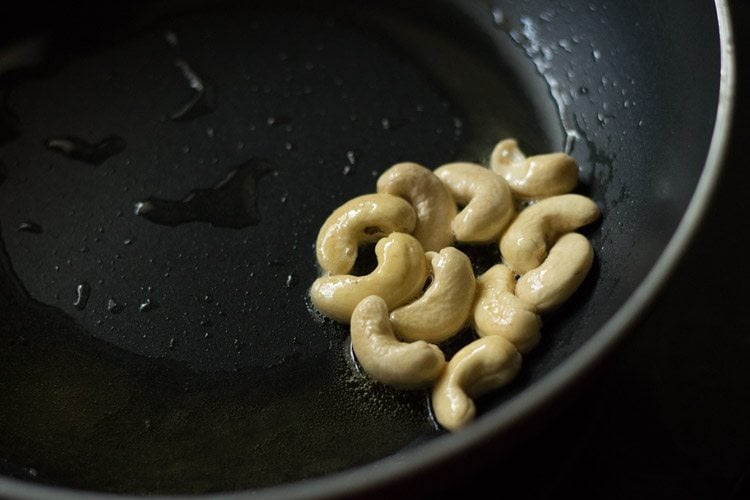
[431,335,522,431]
[350,295,446,389]
[490,138,578,200]
[433,162,515,244]
[390,247,476,344]
[472,264,541,353]
[499,193,599,275]
[310,232,429,324]
[316,193,417,275]
[376,162,457,252]
[516,232,594,314]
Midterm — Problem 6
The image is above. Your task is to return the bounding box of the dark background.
[439,1,750,498]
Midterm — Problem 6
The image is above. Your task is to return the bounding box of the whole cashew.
[499,193,599,275]
[390,247,476,344]
[433,162,515,244]
[431,335,522,431]
[316,193,417,275]
[516,232,594,314]
[376,162,457,252]
[490,138,578,200]
[310,232,429,324]
[472,264,541,353]
[350,295,446,389]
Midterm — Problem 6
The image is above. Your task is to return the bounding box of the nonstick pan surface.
[0,0,734,497]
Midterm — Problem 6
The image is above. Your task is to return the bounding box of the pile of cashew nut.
[310,138,600,431]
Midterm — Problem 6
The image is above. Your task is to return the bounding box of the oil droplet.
[74,282,91,310]
[107,298,124,314]
[171,59,215,121]
[381,117,408,131]
[266,115,291,127]
[139,298,157,312]
[346,150,357,166]
[285,273,298,288]
[491,7,505,26]
[45,135,126,165]
[164,30,179,47]
[17,221,42,233]
[558,39,573,53]
[564,132,578,154]
[135,158,273,229]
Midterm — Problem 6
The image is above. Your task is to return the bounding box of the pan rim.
[0,0,737,498]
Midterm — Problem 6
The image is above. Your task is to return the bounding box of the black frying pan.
[0,0,735,497]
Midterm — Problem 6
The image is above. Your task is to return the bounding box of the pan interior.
[0,0,721,495]
[0,0,555,493]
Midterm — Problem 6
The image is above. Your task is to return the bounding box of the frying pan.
[0,0,735,497]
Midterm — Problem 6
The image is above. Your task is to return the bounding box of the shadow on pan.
[0,0,729,497]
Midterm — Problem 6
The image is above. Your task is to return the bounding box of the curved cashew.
[390,247,476,344]
[310,232,429,323]
[499,194,599,275]
[431,336,522,431]
[377,162,457,252]
[316,193,417,275]
[472,264,541,353]
[516,232,594,314]
[433,162,515,244]
[490,139,578,199]
[351,295,446,389]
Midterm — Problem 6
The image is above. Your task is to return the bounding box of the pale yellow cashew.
[433,162,515,244]
[376,162,457,252]
[472,264,541,353]
[350,295,446,389]
[390,247,476,344]
[499,193,599,275]
[431,336,522,431]
[310,232,429,324]
[316,193,417,275]
[516,232,594,314]
[490,138,578,200]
